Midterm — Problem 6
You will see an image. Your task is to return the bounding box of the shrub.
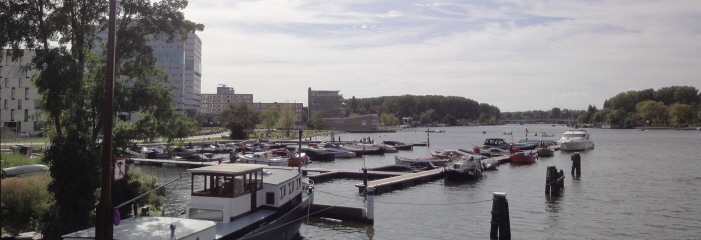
[1,175,53,235]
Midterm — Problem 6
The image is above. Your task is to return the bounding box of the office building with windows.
[1,49,42,135]
[308,87,345,118]
[200,86,253,119]
[149,32,202,116]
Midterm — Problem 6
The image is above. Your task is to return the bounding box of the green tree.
[380,113,400,126]
[277,103,296,136]
[636,100,668,126]
[260,107,280,133]
[668,103,693,126]
[2,0,203,237]
[306,113,325,130]
[442,114,457,126]
[420,109,437,124]
[218,102,260,139]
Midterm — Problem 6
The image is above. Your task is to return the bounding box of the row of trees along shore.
[575,86,701,128]
[2,0,204,238]
[347,95,501,125]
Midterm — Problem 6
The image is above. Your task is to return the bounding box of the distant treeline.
[347,95,501,125]
[576,86,701,128]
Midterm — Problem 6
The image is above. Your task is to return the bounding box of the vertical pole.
[498,192,511,239]
[366,186,375,224]
[490,192,500,239]
[298,130,303,172]
[544,167,551,194]
[571,152,581,175]
[96,0,117,238]
[363,167,368,190]
[427,131,430,147]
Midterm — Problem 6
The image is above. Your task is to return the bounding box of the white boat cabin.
[185,164,304,226]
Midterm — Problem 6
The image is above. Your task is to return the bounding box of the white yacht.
[557,129,595,151]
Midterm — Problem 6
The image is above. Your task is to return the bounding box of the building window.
[24,88,29,100]
[3,99,7,109]
[18,99,22,109]
[34,100,41,109]
[4,78,8,87]
[10,109,15,121]
[24,109,29,122]
[18,78,23,87]
[11,87,15,99]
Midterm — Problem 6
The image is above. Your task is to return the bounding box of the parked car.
[18,132,30,137]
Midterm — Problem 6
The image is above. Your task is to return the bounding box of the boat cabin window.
[191,170,263,198]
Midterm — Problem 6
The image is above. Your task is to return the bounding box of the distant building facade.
[0,49,42,135]
[308,87,345,118]
[250,102,305,128]
[200,86,253,119]
[323,114,379,131]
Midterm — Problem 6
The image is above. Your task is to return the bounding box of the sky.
[183,0,701,112]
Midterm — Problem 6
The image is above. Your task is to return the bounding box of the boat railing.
[114,174,182,210]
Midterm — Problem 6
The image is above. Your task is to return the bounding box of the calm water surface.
[144,125,701,239]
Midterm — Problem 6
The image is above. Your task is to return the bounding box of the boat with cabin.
[63,164,314,240]
[444,156,483,180]
[557,129,595,151]
[238,151,288,166]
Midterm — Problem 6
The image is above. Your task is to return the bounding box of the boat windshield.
[564,134,585,138]
[191,170,263,198]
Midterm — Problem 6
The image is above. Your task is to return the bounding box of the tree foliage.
[277,103,297,136]
[218,102,260,139]
[349,95,494,125]
[1,0,203,237]
[260,107,280,133]
[306,113,325,130]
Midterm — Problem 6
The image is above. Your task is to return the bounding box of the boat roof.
[187,164,267,175]
[262,168,300,184]
[62,217,216,240]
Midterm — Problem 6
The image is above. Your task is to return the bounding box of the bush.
[1,175,53,235]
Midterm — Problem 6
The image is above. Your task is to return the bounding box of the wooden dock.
[131,158,222,168]
[354,168,445,195]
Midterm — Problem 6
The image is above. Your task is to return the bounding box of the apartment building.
[250,102,305,128]
[1,49,42,135]
[308,87,345,118]
[200,86,253,119]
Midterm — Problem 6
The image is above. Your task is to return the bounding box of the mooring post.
[558,170,565,189]
[490,192,510,239]
[545,167,552,194]
[362,167,368,190]
[427,131,430,147]
[366,186,375,224]
[571,152,581,175]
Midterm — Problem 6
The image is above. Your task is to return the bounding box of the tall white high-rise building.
[150,32,202,116]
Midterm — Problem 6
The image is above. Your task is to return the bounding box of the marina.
[136,124,701,239]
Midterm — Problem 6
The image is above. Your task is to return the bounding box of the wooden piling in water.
[571,152,581,175]
[546,166,565,195]
[489,192,511,239]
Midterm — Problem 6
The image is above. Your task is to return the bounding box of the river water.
[142,124,701,239]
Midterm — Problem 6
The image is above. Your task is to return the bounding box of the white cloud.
[184,0,701,112]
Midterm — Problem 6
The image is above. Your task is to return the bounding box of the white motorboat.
[444,156,483,180]
[238,151,288,166]
[557,129,595,151]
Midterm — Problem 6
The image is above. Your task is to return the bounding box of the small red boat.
[509,151,537,163]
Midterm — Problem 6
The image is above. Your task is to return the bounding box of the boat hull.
[559,141,594,151]
[444,169,482,180]
[235,192,314,240]
[509,153,537,163]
